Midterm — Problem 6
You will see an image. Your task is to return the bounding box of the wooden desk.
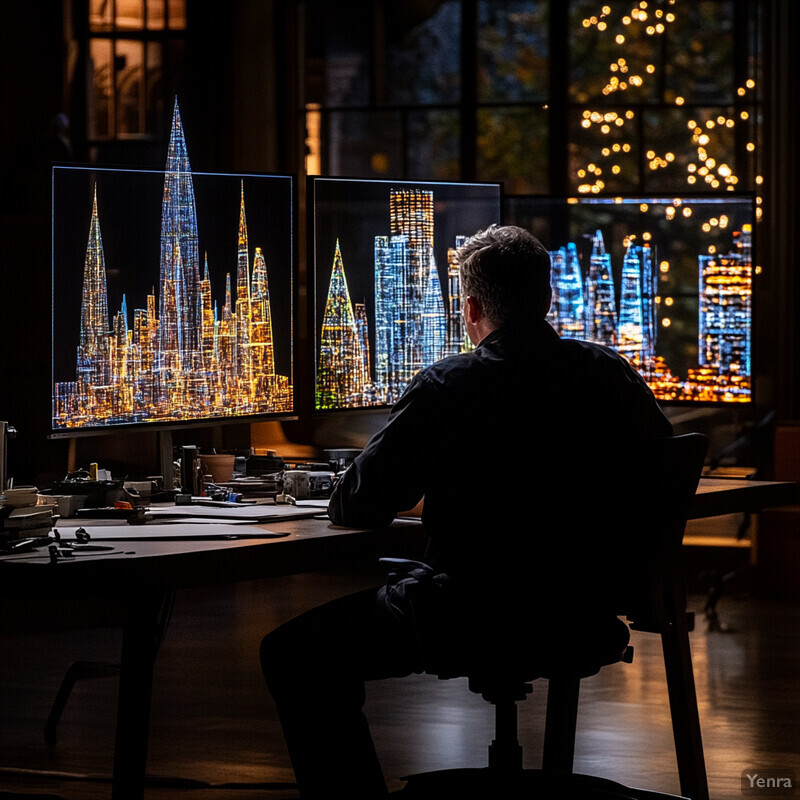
[690,477,798,519]
[0,477,796,800]
[0,516,424,800]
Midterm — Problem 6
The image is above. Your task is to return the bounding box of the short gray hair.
[457,224,552,326]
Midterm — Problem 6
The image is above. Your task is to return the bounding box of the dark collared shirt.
[329,320,673,606]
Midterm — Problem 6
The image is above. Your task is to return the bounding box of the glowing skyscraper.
[699,225,752,376]
[618,242,645,357]
[445,237,467,356]
[388,189,435,378]
[316,240,367,408]
[584,230,618,346]
[158,98,201,362]
[548,242,585,340]
[374,232,409,403]
[421,246,446,365]
[76,186,111,392]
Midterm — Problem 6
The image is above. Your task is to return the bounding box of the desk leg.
[111,589,172,800]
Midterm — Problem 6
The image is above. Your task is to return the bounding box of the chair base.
[394,768,688,800]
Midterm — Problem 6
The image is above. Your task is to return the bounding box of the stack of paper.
[1,487,55,539]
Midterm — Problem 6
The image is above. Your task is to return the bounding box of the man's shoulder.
[558,336,640,370]
[415,349,477,382]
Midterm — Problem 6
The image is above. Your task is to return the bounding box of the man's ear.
[542,285,553,317]
[464,295,483,325]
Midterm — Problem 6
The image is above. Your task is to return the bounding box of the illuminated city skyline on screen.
[311,178,502,411]
[51,101,295,433]
[506,194,755,404]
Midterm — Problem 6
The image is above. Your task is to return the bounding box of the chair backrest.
[413,432,709,678]
[611,432,709,633]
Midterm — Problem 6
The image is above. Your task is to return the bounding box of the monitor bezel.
[503,190,758,407]
[307,174,504,416]
[49,162,299,439]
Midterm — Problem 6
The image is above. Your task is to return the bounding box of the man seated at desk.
[261,224,673,799]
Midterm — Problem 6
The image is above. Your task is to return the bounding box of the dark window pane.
[306,1,373,106]
[146,41,165,131]
[89,38,114,138]
[384,1,461,106]
[477,1,549,103]
[476,107,548,194]
[159,39,185,134]
[116,39,145,136]
[407,109,461,180]
[664,1,736,104]
[323,110,403,177]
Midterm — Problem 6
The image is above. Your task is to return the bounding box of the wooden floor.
[1,560,799,800]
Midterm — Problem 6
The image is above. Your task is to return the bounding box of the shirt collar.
[474,318,558,350]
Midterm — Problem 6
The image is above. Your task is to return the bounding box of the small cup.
[283,470,310,500]
[201,454,235,483]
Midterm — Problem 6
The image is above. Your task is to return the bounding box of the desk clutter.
[0,486,55,543]
[0,440,353,562]
[1,458,333,559]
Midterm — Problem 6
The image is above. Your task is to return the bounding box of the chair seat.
[426,614,632,690]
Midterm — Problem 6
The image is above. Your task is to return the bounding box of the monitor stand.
[158,429,175,491]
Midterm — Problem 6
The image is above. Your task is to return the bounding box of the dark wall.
[1,2,72,485]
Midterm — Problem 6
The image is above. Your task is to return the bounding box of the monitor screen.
[51,105,295,436]
[505,194,755,404]
[310,177,502,412]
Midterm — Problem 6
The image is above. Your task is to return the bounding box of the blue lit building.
[584,230,618,347]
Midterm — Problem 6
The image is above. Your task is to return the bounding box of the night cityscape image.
[507,195,754,404]
[312,178,501,411]
[51,100,294,431]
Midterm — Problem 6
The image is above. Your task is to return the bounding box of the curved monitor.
[505,193,756,405]
[51,106,295,437]
[310,176,502,412]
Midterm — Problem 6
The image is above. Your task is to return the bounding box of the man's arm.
[328,375,434,529]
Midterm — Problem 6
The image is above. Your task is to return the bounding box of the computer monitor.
[51,103,296,437]
[504,194,755,404]
[310,176,502,412]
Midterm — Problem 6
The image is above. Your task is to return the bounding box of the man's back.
[330,319,672,610]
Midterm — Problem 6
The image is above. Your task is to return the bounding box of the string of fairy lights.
[576,0,760,215]
[574,0,760,323]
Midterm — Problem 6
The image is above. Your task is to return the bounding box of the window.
[86,0,186,141]
[302,0,762,198]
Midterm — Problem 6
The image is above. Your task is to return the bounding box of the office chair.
[395,433,709,800]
